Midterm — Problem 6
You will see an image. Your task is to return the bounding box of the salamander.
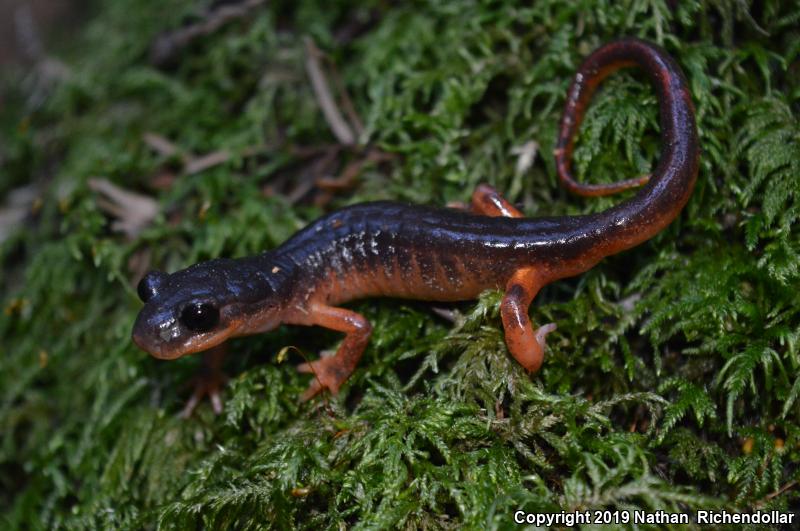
[132,38,698,401]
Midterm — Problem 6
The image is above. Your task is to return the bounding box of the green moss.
[2,0,799,528]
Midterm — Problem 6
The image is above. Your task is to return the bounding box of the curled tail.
[554,38,699,256]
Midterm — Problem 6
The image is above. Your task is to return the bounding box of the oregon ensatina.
[132,38,698,400]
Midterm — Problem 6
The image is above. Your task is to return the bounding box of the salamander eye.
[180,302,220,332]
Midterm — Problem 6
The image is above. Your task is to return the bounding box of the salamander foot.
[532,322,558,368]
[294,303,371,401]
[297,352,352,401]
[180,369,228,418]
[179,346,228,418]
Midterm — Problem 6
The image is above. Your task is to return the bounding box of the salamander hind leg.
[470,187,557,371]
[296,303,372,401]
[500,267,557,373]
[470,184,524,218]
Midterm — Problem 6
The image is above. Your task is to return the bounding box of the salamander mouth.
[131,328,179,359]
[131,318,242,360]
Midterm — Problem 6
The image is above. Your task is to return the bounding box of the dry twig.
[304,37,356,146]
[88,178,159,238]
[150,0,267,67]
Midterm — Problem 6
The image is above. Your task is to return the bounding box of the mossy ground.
[2,1,799,529]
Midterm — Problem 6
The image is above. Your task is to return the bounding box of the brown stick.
[150,0,267,67]
[304,37,356,146]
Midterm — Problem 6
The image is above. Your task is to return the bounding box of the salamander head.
[131,258,283,359]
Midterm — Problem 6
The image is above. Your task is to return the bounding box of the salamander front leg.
[296,303,372,400]
[180,345,228,418]
[500,267,557,373]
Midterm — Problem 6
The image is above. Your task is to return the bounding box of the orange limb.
[297,303,372,400]
[500,267,557,373]
[180,344,228,418]
[470,184,524,218]
[471,184,557,373]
